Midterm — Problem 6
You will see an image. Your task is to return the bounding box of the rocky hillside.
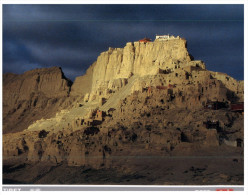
[3,37,244,185]
[3,67,74,134]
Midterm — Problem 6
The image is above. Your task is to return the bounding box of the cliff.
[71,39,193,97]
[70,63,95,96]
[3,67,72,104]
[3,67,73,134]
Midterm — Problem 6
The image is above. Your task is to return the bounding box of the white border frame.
[0,1,247,194]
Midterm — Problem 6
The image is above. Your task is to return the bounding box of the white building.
[155,34,180,41]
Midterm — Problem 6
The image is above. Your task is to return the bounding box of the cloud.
[2,4,244,81]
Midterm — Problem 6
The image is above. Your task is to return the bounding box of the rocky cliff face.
[3,67,72,103]
[3,67,73,134]
[71,39,192,97]
[70,63,95,96]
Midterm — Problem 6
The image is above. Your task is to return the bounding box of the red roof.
[139,38,151,42]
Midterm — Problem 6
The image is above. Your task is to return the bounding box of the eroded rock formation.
[3,67,73,133]
[3,37,244,184]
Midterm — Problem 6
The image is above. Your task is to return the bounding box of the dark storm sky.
[3,4,244,81]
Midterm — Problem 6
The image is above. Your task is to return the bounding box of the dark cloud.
[3,4,244,81]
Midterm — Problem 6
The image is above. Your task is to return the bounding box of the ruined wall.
[210,71,244,101]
